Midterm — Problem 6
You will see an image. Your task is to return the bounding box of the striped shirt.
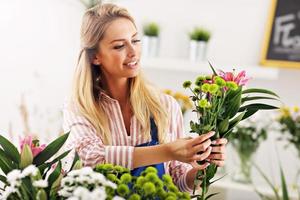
[62,92,193,192]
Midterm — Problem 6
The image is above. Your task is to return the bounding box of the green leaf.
[47,161,62,195]
[222,111,246,138]
[225,88,242,118]
[0,174,7,184]
[33,132,69,165]
[253,163,280,200]
[280,164,289,200]
[239,103,278,112]
[38,150,71,175]
[0,150,13,174]
[69,151,80,172]
[208,61,218,76]
[0,134,20,164]
[241,108,259,121]
[242,88,279,98]
[205,192,220,200]
[0,149,16,171]
[241,96,278,104]
[218,117,229,134]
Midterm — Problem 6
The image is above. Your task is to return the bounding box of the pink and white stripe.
[62,92,193,192]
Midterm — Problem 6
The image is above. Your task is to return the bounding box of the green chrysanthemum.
[117,184,130,197]
[193,87,201,94]
[162,174,173,184]
[199,99,208,108]
[136,176,146,187]
[226,81,238,90]
[145,166,158,174]
[120,173,132,184]
[145,172,159,183]
[128,194,141,200]
[208,84,219,94]
[214,76,226,87]
[142,182,156,196]
[107,173,118,182]
[183,81,192,88]
[195,76,206,86]
[201,83,210,93]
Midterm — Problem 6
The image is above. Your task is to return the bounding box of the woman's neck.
[102,77,130,104]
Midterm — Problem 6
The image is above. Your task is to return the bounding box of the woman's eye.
[132,39,141,44]
[113,45,125,49]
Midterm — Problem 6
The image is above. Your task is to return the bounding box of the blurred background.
[0,0,299,199]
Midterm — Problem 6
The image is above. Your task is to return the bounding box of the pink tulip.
[218,69,251,86]
[19,136,46,157]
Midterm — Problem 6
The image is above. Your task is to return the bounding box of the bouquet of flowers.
[230,116,269,183]
[277,106,300,158]
[182,64,279,200]
[0,133,70,200]
[163,89,193,115]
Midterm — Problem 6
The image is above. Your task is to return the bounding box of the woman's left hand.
[207,138,228,167]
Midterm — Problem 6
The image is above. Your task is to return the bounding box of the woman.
[63,3,227,192]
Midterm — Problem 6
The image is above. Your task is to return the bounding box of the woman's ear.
[92,54,101,65]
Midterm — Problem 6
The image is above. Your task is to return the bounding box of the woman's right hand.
[167,131,215,170]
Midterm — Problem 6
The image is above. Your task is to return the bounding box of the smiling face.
[93,18,141,81]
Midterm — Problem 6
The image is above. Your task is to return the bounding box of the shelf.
[141,57,279,81]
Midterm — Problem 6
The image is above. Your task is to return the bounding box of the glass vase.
[232,148,254,184]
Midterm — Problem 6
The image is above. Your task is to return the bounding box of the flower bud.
[20,144,33,169]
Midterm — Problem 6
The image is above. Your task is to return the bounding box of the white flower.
[21,164,38,177]
[33,180,48,188]
[7,169,22,182]
[1,185,19,200]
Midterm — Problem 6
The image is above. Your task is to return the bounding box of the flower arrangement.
[229,116,269,183]
[182,63,279,200]
[0,133,70,200]
[163,89,193,115]
[277,106,300,158]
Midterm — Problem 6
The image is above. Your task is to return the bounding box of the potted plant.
[188,27,211,62]
[142,22,160,58]
[80,0,100,9]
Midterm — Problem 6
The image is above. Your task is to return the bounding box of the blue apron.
[131,118,165,178]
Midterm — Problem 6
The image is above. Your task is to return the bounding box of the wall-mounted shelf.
[141,57,279,81]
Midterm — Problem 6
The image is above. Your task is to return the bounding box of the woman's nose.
[127,44,136,57]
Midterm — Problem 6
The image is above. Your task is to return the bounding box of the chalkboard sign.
[261,0,300,68]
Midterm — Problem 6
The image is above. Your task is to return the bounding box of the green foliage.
[143,22,160,37]
[189,27,211,42]
[80,0,100,9]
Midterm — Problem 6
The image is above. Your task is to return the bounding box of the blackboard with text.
[261,0,300,68]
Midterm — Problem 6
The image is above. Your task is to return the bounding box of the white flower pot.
[189,40,208,62]
[142,36,159,58]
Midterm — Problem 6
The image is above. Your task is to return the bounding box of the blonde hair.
[71,3,169,145]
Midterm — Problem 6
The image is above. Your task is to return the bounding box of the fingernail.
[211,140,216,145]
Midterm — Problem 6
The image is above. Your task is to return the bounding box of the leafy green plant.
[143,22,160,37]
[189,27,211,42]
[183,63,280,200]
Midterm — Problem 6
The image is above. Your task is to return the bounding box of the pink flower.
[19,136,46,157]
[218,69,251,86]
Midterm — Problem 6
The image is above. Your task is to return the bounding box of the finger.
[211,138,228,145]
[209,159,225,167]
[192,139,211,154]
[207,153,226,160]
[211,145,225,153]
[192,146,212,161]
[190,160,210,170]
[191,131,215,145]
